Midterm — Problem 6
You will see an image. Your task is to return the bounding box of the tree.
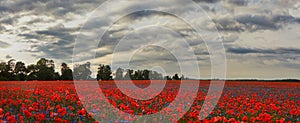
[122,69,164,80]
[149,71,163,80]
[132,70,144,80]
[0,59,17,81]
[180,75,185,80]
[0,62,9,81]
[0,58,190,81]
[73,62,92,80]
[115,68,124,80]
[35,58,57,80]
[53,72,60,80]
[26,64,38,80]
[97,64,112,81]
[61,63,73,80]
[142,69,150,80]
[124,69,134,80]
[172,73,180,80]
[14,61,27,81]
[164,76,172,80]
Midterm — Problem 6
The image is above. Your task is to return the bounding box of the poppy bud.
[242,116,248,122]
[0,108,3,115]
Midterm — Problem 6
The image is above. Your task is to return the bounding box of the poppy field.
[0,80,299,123]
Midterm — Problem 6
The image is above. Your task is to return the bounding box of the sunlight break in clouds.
[0,0,299,79]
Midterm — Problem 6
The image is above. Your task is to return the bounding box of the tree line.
[0,58,186,81]
[0,58,73,81]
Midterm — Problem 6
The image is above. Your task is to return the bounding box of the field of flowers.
[0,80,299,123]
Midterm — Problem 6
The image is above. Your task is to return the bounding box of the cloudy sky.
[0,0,299,79]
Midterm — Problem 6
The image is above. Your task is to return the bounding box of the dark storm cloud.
[0,0,110,63]
[24,42,74,62]
[95,51,112,58]
[0,41,11,48]
[19,33,40,39]
[0,5,13,13]
[0,0,299,78]
[256,53,300,72]
[1,0,72,14]
[20,24,79,61]
[192,0,220,3]
[17,34,40,43]
[193,49,209,56]
[214,19,244,32]
[118,10,173,23]
[227,0,248,6]
[236,15,278,30]
[0,0,46,14]
[128,10,162,20]
[214,15,300,32]
[227,47,300,55]
[28,41,75,62]
[36,28,77,42]
[0,0,105,25]
[0,17,16,26]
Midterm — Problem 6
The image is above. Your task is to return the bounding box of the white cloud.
[0,0,299,79]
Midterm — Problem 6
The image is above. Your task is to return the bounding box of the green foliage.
[0,60,16,81]
[0,58,186,81]
[14,61,27,81]
[26,64,38,80]
[172,73,180,80]
[123,69,134,80]
[115,68,124,80]
[96,64,112,81]
[0,58,74,81]
[114,68,163,80]
[73,62,92,80]
[164,76,172,80]
[35,58,57,80]
[61,63,73,80]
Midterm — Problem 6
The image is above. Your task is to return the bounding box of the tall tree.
[164,75,172,80]
[0,62,9,80]
[115,68,124,80]
[172,73,180,80]
[124,69,134,80]
[96,64,112,81]
[142,69,150,80]
[61,63,73,80]
[35,58,57,80]
[73,62,92,80]
[149,71,163,80]
[0,59,17,80]
[133,70,144,80]
[180,75,185,80]
[14,61,27,81]
[26,64,38,80]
